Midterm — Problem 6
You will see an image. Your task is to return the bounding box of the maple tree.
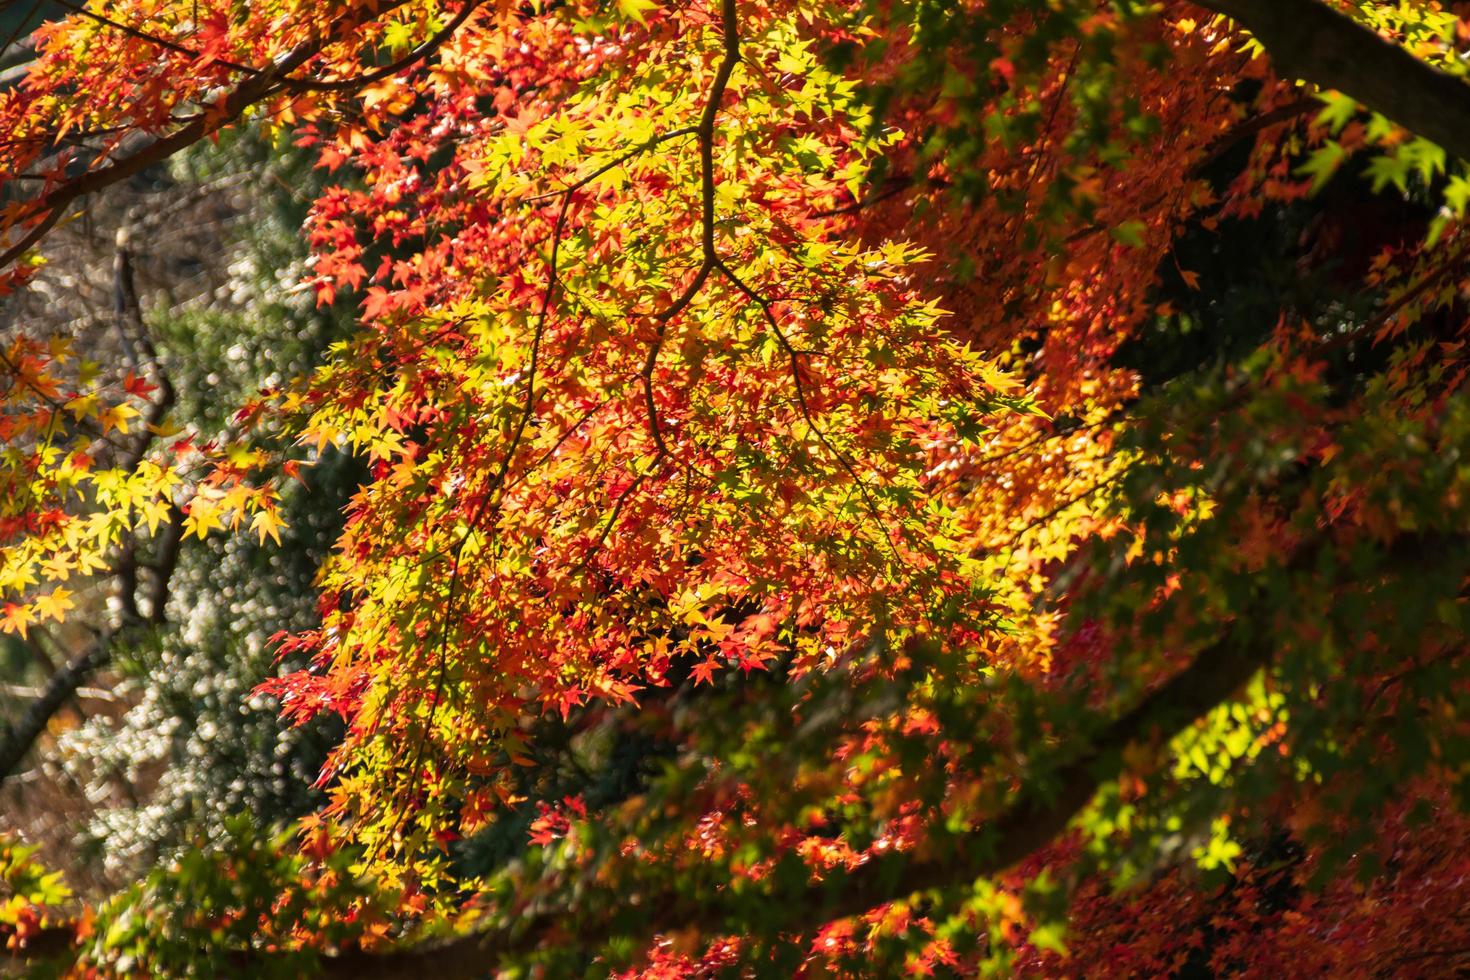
[3,0,1470,975]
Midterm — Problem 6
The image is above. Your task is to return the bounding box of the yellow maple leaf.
[64,392,99,421]
[250,508,286,546]
[220,483,255,525]
[98,404,141,435]
[137,497,173,536]
[40,553,74,581]
[182,501,225,540]
[34,587,74,624]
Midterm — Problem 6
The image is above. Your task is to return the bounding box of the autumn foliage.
[3,0,1470,975]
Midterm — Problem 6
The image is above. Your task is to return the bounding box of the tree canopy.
[4,0,1470,975]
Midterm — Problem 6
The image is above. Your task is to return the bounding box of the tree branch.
[280,0,482,92]
[0,627,120,782]
[0,0,421,274]
[1192,0,1470,162]
[48,0,263,77]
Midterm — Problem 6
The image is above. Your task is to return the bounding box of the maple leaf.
[0,603,34,637]
[137,497,173,536]
[39,553,74,581]
[250,508,286,546]
[33,587,73,624]
[691,656,720,686]
[182,501,225,540]
[97,404,141,434]
[121,371,156,398]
